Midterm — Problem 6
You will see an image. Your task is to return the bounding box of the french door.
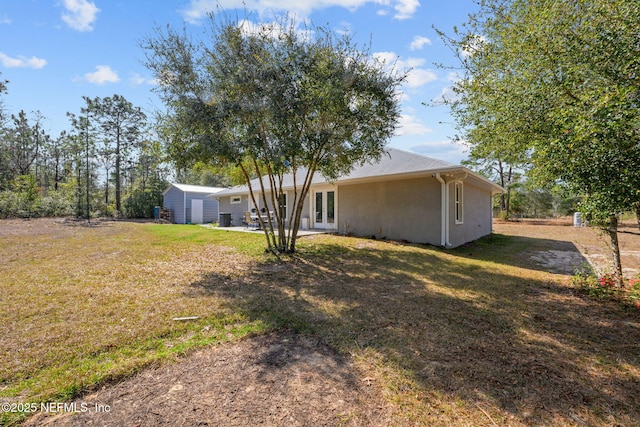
[313,189,336,230]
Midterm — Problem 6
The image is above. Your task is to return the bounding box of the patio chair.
[243,211,259,229]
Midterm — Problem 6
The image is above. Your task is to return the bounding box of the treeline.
[0,84,171,219]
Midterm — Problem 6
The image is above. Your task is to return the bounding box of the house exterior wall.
[217,194,250,226]
[163,186,185,224]
[215,175,495,246]
[219,191,312,227]
[337,177,442,245]
[299,191,311,224]
[448,179,493,247]
[184,192,219,224]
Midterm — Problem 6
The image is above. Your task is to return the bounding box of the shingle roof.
[215,148,501,196]
[336,148,454,181]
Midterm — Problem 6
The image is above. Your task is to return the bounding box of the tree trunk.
[606,215,624,287]
[498,160,506,212]
[636,201,640,231]
[505,166,512,217]
[85,131,91,224]
[104,169,109,207]
[115,133,121,216]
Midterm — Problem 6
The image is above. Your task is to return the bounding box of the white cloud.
[61,0,100,32]
[432,86,459,105]
[409,35,431,51]
[129,72,156,86]
[335,21,352,36]
[446,71,460,82]
[406,68,437,88]
[80,65,119,85]
[411,140,467,164]
[373,51,438,89]
[432,73,462,105]
[394,0,419,20]
[181,0,419,24]
[0,14,11,24]
[396,114,432,136]
[0,52,46,69]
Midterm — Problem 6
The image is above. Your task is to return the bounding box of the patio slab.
[200,224,329,237]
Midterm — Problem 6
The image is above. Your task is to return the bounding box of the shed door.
[191,199,203,224]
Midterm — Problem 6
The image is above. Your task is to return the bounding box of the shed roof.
[163,183,226,196]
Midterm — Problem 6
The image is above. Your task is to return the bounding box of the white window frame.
[311,185,338,230]
[454,182,464,224]
[230,196,241,205]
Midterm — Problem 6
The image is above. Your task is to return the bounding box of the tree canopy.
[143,15,404,253]
[444,0,640,284]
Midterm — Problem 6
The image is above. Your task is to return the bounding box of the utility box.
[219,213,232,227]
[573,212,582,227]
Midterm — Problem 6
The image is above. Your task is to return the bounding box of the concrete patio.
[200,223,329,237]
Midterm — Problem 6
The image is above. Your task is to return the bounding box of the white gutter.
[435,173,449,247]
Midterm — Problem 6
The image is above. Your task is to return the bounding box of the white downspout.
[435,173,449,247]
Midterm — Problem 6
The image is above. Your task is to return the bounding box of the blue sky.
[0,0,478,164]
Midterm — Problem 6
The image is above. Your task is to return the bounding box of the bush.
[571,266,620,300]
[628,276,640,309]
[572,268,640,310]
[39,193,74,217]
[0,191,19,218]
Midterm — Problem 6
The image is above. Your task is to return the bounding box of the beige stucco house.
[213,148,503,247]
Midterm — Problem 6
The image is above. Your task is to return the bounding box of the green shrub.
[571,266,620,300]
[0,191,19,218]
[628,275,640,309]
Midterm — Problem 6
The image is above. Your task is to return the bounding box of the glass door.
[313,189,336,229]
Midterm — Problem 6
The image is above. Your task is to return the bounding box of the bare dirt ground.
[495,218,640,278]
[25,331,390,427]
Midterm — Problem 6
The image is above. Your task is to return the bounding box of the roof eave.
[215,166,503,195]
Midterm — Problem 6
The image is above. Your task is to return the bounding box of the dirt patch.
[528,250,589,275]
[24,331,391,427]
[494,220,640,278]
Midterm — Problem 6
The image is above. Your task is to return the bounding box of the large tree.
[91,95,147,216]
[67,97,99,222]
[144,15,403,253]
[445,0,640,285]
[4,111,48,177]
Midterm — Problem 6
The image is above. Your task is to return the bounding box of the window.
[327,191,335,224]
[230,196,241,204]
[454,182,463,224]
[315,192,323,223]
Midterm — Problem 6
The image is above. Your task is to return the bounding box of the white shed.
[162,183,225,224]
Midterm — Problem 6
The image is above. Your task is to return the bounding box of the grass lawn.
[1,218,639,425]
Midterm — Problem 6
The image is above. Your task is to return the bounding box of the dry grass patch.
[2,219,640,426]
[195,229,640,425]
[0,219,271,424]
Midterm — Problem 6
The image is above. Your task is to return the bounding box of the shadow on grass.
[452,232,592,275]
[187,233,640,425]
